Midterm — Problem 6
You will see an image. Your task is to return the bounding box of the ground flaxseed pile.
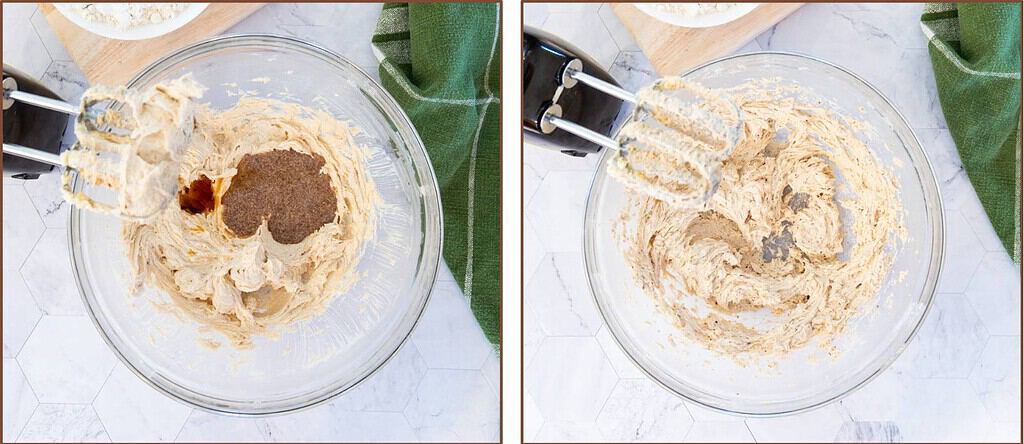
[221,150,337,245]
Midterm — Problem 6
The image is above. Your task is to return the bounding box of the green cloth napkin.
[372,3,501,348]
[922,3,1022,262]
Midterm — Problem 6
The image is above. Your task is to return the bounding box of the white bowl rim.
[53,3,208,41]
[633,3,761,28]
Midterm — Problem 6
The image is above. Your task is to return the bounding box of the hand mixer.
[523,29,743,207]
[2,80,194,221]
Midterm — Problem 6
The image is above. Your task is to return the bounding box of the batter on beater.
[63,76,201,219]
[615,79,905,359]
[607,77,740,208]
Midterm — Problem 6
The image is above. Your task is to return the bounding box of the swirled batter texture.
[124,94,378,347]
[617,80,905,358]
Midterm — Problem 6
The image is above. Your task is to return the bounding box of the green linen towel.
[921,3,1022,262]
[372,3,501,348]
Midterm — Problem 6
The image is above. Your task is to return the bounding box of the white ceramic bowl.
[54,3,208,41]
[634,3,760,28]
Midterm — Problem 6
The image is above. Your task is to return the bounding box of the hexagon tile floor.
[3,3,498,443]
[524,3,1020,443]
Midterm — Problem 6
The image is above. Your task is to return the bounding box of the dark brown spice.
[220,149,337,244]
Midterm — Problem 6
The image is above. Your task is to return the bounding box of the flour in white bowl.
[647,3,743,17]
[66,3,190,30]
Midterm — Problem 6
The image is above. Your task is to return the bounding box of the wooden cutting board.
[38,3,265,85]
[612,3,803,76]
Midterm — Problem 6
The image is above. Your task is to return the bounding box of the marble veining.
[903,292,990,379]
[402,369,501,441]
[526,253,603,336]
[18,404,110,443]
[596,379,694,441]
[969,336,1023,423]
[834,421,903,443]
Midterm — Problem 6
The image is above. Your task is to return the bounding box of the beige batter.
[615,79,905,358]
[122,87,378,347]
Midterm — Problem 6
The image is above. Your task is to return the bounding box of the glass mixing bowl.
[585,52,943,416]
[69,35,442,415]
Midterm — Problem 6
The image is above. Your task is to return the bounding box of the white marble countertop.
[524,3,1020,442]
[2,4,498,442]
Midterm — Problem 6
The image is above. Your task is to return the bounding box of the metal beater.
[539,60,742,207]
[2,84,188,220]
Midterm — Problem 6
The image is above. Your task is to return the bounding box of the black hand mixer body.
[522,28,628,157]
[2,65,70,178]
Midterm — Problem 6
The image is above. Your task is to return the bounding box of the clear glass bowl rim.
[68,34,444,416]
[583,50,945,417]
